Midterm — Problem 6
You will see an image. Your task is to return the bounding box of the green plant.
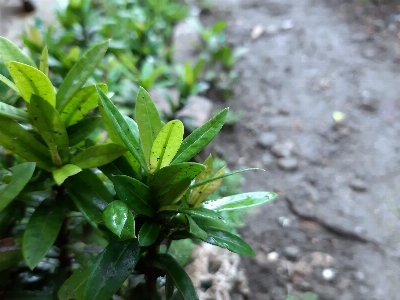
[286,292,319,300]
[0,37,276,299]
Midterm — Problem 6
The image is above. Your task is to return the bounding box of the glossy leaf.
[8,62,55,106]
[58,267,92,300]
[29,94,69,164]
[52,164,82,186]
[0,36,36,67]
[103,201,129,237]
[39,46,49,76]
[60,84,107,127]
[0,74,19,93]
[120,212,135,239]
[138,221,160,246]
[186,216,207,239]
[161,178,191,207]
[0,117,53,171]
[70,143,127,169]
[0,102,30,122]
[150,163,206,196]
[84,239,142,300]
[165,274,175,300]
[97,86,148,172]
[22,201,66,269]
[135,87,163,166]
[179,207,227,230]
[0,238,23,272]
[155,254,199,300]
[112,175,153,217]
[56,40,108,111]
[199,227,254,256]
[0,162,35,211]
[149,120,184,173]
[67,116,102,146]
[203,191,277,211]
[172,108,228,164]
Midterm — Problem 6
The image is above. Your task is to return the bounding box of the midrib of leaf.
[155,124,175,171]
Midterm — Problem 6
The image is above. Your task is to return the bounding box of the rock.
[258,132,278,148]
[281,19,294,31]
[172,20,201,65]
[149,87,179,115]
[261,153,274,166]
[277,157,298,171]
[176,95,213,128]
[277,216,292,228]
[267,251,279,262]
[351,32,369,43]
[322,268,336,281]
[354,271,366,281]
[350,179,367,192]
[271,141,294,157]
[251,24,264,39]
[283,245,301,261]
[297,279,312,291]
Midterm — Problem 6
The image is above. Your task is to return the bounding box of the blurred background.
[1,0,400,299]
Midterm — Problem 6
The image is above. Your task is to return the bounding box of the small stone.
[283,245,301,261]
[360,96,379,112]
[277,157,298,171]
[322,268,336,281]
[297,279,312,291]
[271,141,294,157]
[265,24,279,35]
[267,251,279,262]
[258,132,278,148]
[281,19,294,30]
[277,216,292,228]
[251,24,264,39]
[261,153,274,166]
[350,179,367,192]
[354,271,365,281]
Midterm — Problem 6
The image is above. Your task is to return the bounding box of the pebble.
[267,251,279,262]
[271,141,294,157]
[322,268,336,281]
[261,153,274,166]
[355,271,366,281]
[277,216,292,228]
[281,19,294,30]
[277,157,298,171]
[258,132,278,148]
[350,179,367,192]
[283,245,301,261]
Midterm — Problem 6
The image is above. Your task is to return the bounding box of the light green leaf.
[8,61,55,106]
[103,201,129,237]
[161,178,191,207]
[70,143,127,169]
[0,74,19,93]
[39,46,49,76]
[0,162,35,211]
[138,221,160,246]
[58,267,92,300]
[179,207,227,230]
[149,120,184,173]
[135,87,163,166]
[56,40,108,111]
[186,215,207,239]
[202,191,277,211]
[29,94,69,165]
[22,201,66,269]
[67,116,102,146]
[0,36,36,67]
[172,108,228,164]
[52,164,82,186]
[0,102,30,122]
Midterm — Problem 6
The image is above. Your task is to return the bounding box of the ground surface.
[204,0,400,299]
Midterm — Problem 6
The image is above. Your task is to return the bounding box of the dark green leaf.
[70,143,127,169]
[120,212,135,239]
[202,192,277,211]
[200,227,254,256]
[138,221,160,246]
[112,175,153,217]
[84,239,142,300]
[29,94,69,164]
[180,208,227,230]
[58,267,92,300]
[0,238,23,271]
[39,46,48,76]
[0,202,24,236]
[22,201,67,269]
[172,108,228,164]
[135,87,163,166]
[99,155,138,180]
[0,102,30,122]
[67,116,102,146]
[0,162,35,211]
[186,216,207,239]
[103,201,129,237]
[56,41,108,111]
[52,164,82,186]
[97,86,148,172]
[155,254,199,300]
[8,62,55,106]
[0,36,36,67]
[165,274,175,300]
[161,178,191,207]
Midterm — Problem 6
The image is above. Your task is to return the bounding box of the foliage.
[286,292,319,300]
[0,38,276,299]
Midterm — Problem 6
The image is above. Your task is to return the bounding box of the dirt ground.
[203,0,400,299]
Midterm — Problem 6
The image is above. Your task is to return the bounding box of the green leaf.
[179,208,227,230]
[186,215,207,239]
[202,191,277,211]
[29,94,69,165]
[103,201,129,237]
[165,274,175,300]
[155,254,199,300]
[135,87,163,166]
[149,120,184,173]
[56,40,108,111]
[98,155,138,180]
[70,143,127,169]
[52,164,82,186]
[138,221,160,246]
[120,212,135,239]
[22,201,67,269]
[0,162,35,211]
[0,117,53,171]
[150,163,206,196]
[58,267,92,300]
[97,86,148,173]
[0,36,36,67]
[172,108,228,164]
[0,202,24,236]
[39,46,49,76]
[84,239,142,300]
[0,238,23,272]
[67,116,102,146]
[0,73,20,93]
[199,227,254,256]
[8,62,55,106]
[0,102,30,122]
[60,84,107,127]
[161,178,191,207]
[112,175,153,217]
